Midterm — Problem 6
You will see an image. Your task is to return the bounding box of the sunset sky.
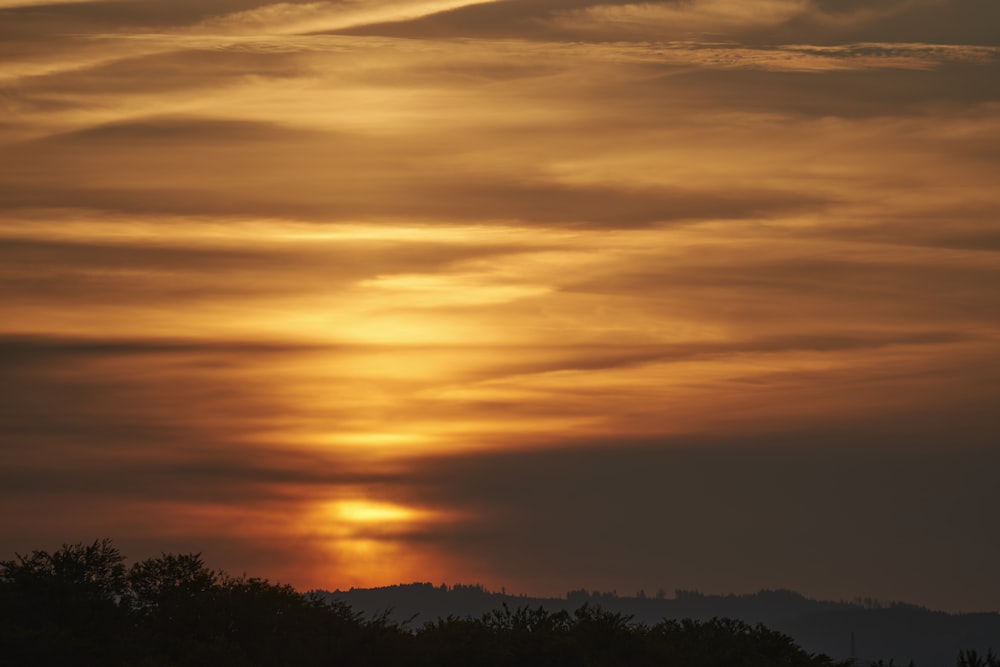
[2,0,999,612]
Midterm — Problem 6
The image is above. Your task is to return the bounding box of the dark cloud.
[0,0,314,32]
[329,0,638,40]
[331,0,1000,46]
[1,113,827,224]
[609,60,1000,120]
[0,181,823,226]
[460,331,974,382]
[822,219,1000,253]
[394,181,825,227]
[672,257,1000,298]
[4,0,1000,46]
[765,0,1000,46]
[7,48,310,102]
[0,334,326,365]
[393,425,1000,610]
[0,336,401,509]
[0,449,399,503]
[30,116,324,145]
[0,234,545,308]
[563,252,1000,327]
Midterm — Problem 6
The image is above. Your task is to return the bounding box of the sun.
[329,500,426,525]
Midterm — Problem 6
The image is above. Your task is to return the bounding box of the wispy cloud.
[195,0,506,35]
[333,0,1000,45]
[0,0,96,7]
[553,0,810,39]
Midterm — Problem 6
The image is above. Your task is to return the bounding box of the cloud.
[0,182,823,225]
[0,0,328,31]
[3,327,997,608]
[196,0,506,35]
[5,0,999,46]
[329,0,645,39]
[554,0,810,39]
[38,116,322,144]
[565,251,1000,325]
[389,429,1000,611]
[5,47,309,98]
[0,113,826,225]
[334,0,1000,46]
[0,229,541,315]
[0,335,404,504]
[0,0,95,8]
[776,0,1000,46]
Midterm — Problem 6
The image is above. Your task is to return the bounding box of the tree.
[0,539,129,664]
[958,649,1000,667]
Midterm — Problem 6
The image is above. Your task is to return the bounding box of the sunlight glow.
[325,500,427,526]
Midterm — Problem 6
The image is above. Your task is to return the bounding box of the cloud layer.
[2,0,999,611]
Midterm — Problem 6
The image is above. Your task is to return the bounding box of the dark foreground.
[0,541,992,667]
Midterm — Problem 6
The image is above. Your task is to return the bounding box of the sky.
[1,0,999,612]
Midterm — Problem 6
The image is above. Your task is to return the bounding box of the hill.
[321,585,1000,666]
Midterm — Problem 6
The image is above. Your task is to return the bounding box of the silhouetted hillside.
[1,540,845,667]
[4,540,996,666]
[321,585,1000,666]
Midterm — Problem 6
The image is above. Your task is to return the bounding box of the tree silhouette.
[0,539,129,664]
[957,649,1000,667]
[14,538,990,667]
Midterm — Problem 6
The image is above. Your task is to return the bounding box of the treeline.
[0,540,975,667]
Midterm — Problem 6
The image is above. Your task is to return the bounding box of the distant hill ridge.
[319,585,1000,667]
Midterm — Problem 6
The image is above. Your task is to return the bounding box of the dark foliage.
[0,540,981,666]
[0,540,386,667]
[956,649,1000,667]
